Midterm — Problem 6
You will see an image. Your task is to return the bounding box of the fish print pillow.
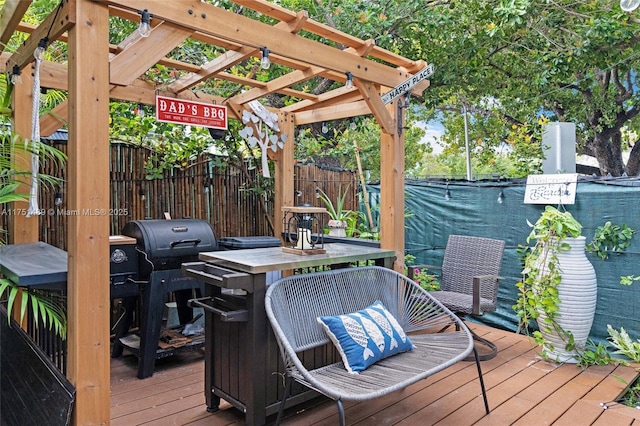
[317,301,414,373]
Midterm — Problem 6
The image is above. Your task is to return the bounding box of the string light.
[34,37,48,61]
[10,65,22,85]
[345,72,354,89]
[444,187,451,201]
[621,0,640,12]
[260,47,271,69]
[497,190,504,204]
[138,9,152,37]
[321,122,328,133]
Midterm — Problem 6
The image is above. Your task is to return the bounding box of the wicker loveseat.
[265,266,490,425]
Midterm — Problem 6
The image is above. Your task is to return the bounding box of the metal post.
[463,105,472,181]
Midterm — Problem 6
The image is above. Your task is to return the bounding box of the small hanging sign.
[155,95,227,130]
[524,173,578,205]
[238,101,287,178]
[380,63,434,105]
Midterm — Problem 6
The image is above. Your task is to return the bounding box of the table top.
[198,242,396,274]
[0,242,67,287]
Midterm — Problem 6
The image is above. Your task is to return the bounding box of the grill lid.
[122,219,217,274]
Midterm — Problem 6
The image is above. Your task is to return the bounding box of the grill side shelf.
[189,296,248,322]
[182,262,253,291]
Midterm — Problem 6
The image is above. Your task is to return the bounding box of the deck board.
[110,324,640,425]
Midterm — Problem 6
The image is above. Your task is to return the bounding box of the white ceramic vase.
[536,236,597,363]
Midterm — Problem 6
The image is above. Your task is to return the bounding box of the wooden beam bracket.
[282,10,308,34]
[357,81,394,134]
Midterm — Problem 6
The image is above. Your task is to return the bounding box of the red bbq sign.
[155,95,227,130]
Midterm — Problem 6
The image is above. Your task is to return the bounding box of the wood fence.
[2,143,359,249]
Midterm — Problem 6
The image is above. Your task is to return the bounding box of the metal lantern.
[281,206,327,254]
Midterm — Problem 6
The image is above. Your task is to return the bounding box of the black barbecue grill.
[122,219,218,276]
[112,218,219,379]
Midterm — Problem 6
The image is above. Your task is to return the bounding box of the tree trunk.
[627,141,640,177]
[590,133,625,176]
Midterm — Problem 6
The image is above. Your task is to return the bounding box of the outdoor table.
[1,239,144,375]
[187,242,396,426]
[0,241,67,290]
[0,242,69,373]
[0,242,75,424]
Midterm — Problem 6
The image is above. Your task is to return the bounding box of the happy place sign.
[155,95,227,130]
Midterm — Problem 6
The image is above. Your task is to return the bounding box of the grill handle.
[189,296,248,322]
[170,238,201,248]
[182,262,252,290]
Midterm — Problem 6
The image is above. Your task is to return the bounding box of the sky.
[416,120,445,154]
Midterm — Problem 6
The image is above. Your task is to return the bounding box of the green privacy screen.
[366,177,640,346]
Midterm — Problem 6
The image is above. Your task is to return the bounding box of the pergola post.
[66,0,110,424]
[274,110,295,239]
[379,100,405,272]
[7,66,36,327]
[8,69,38,244]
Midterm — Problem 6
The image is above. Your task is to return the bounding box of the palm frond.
[0,182,27,203]
[0,130,66,192]
[0,278,67,339]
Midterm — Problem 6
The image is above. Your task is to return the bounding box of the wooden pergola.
[0,1,430,423]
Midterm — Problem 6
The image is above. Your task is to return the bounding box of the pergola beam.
[6,11,425,114]
[294,100,372,126]
[169,10,309,96]
[0,0,32,51]
[5,0,75,71]
[282,86,362,113]
[40,102,69,137]
[168,47,254,93]
[229,65,325,105]
[232,0,423,72]
[15,56,318,104]
[96,1,416,90]
[8,4,427,104]
[109,21,192,87]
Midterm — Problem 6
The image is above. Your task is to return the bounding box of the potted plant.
[586,221,636,260]
[316,185,356,237]
[514,205,597,363]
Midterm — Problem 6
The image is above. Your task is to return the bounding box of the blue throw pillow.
[317,301,414,373]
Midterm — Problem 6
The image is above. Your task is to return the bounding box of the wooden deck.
[110,324,640,425]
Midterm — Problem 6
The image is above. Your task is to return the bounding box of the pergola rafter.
[0,1,431,424]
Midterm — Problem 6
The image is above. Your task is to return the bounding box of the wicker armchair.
[418,235,505,360]
[265,266,489,426]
